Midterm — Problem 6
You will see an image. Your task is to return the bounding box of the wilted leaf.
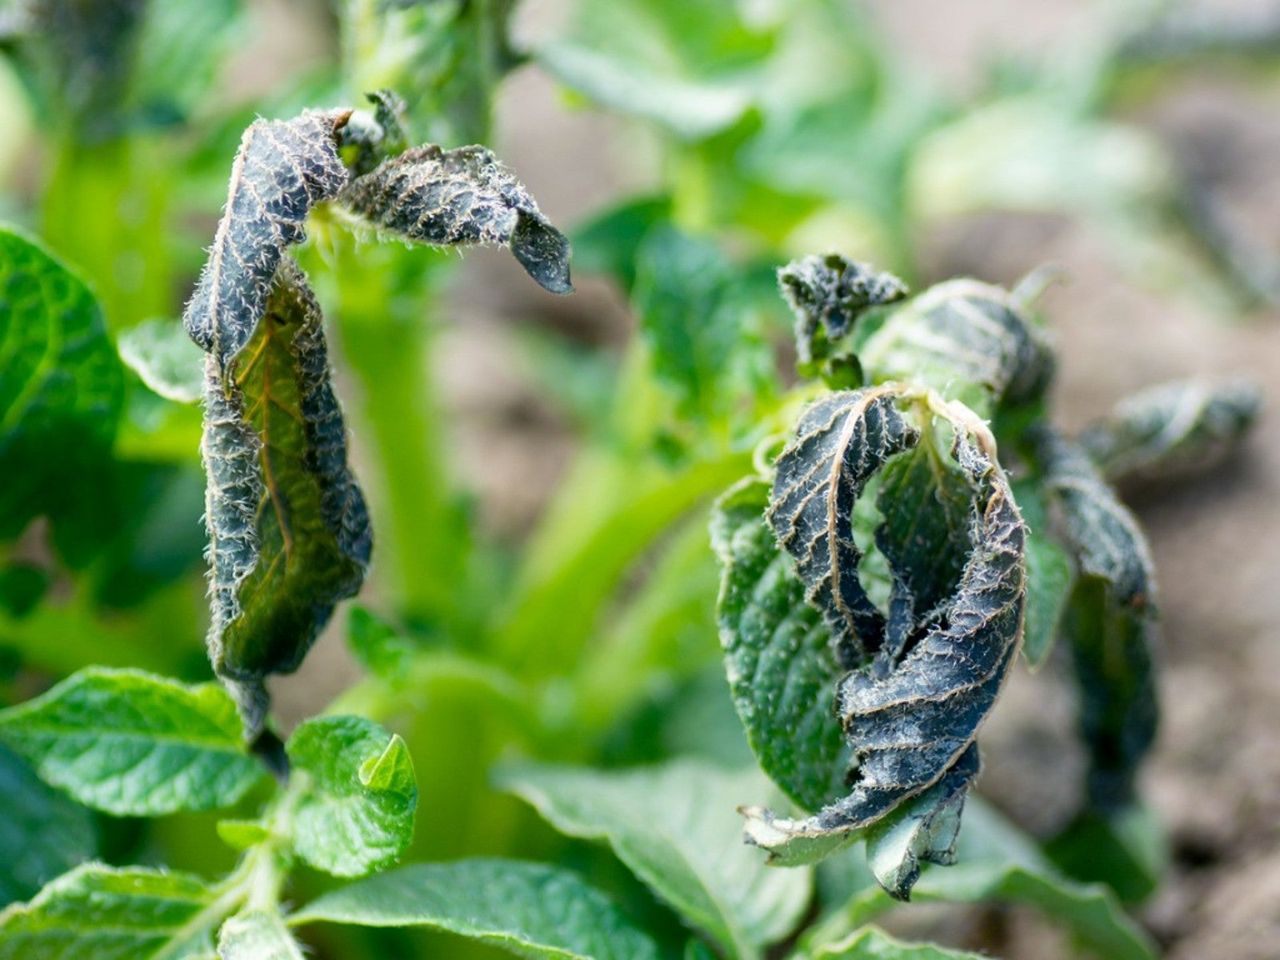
[286,715,417,878]
[202,262,371,735]
[291,859,661,960]
[500,760,811,958]
[0,864,217,959]
[0,667,265,817]
[118,318,204,403]
[217,912,304,960]
[777,254,907,366]
[337,143,572,294]
[1079,377,1261,486]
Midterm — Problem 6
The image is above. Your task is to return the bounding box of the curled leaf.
[337,143,572,294]
[203,261,370,735]
[1079,377,1261,486]
[1037,429,1157,811]
[183,109,351,373]
[778,254,907,366]
[340,89,411,177]
[741,387,1025,868]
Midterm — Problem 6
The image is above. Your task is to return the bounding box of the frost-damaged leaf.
[286,715,417,878]
[500,760,810,958]
[806,926,988,959]
[291,859,661,960]
[0,667,265,817]
[1038,430,1158,811]
[217,912,305,960]
[0,864,217,960]
[778,254,907,367]
[0,745,95,906]
[712,476,849,812]
[337,143,572,294]
[203,261,371,735]
[182,109,350,373]
[339,90,410,177]
[118,318,205,404]
[1079,377,1261,486]
[0,226,123,547]
[745,387,1025,868]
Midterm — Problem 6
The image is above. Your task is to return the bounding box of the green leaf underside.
[0,668,263,817]
[0,745,95,906]
[0,226,122,543]
[291,859,660,960]
[216,912,304,960]
[738,387,1024,874]
[117,319,204,404]
[337,143,572,295]
[286,715,417,878]
[0,864,216,960]
[1038,431,1158,810]
[202,261,370,734]
[809,926,988,959]
[500,760,810,958]
[1012,480,1074,668]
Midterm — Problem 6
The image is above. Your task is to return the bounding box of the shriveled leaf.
[1080,377,1261,486]
[744,388,1025,869]
[182,109,350,373]
[1013,480,1075,668]
[1038,430,1158,811]
[202,261,371,735]
[337,143,572,294]
[291,859,660,960]
[711,476,848,811]
[0,745,95,906]
[118,318,204,403]
[217,912,304,960]
[500,760,811,958]
[777,254,907,366]
[0,864,217,960]
[0,667,265,817]
[807,926,988,960]
[286,715,417,878]
[0,226,123,546]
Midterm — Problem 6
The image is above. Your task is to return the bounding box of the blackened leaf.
[1079,377,1261,486]
[777,254,907,366]
[745,388,1025,867]
[711,476,848,813]
[182,109,351,373]
[203,261,370,735]
[337,144,572,294]
[1038,430,1158,811]
[339,90,411,177]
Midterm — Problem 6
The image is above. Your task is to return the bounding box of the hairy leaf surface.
[0,668,265,817]
[0,864,216,960]
[217,912,305,960]
[1038,430,1158,810]
[202,261,370,734]
[778,254,907,366]
[338,144,572,294]
[1080,377,1261,486]
[291,859,661,960]
[286,715,417,878]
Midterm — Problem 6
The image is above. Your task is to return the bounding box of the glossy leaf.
[118,318,204,403]
[286,715,417,878]
[777,254,907,366]
[337,143,572,294]
[0,667,265,817]
[202,262,371,735]
[291,859,660,960]
[217,912,304,960]
[500,760,811,958]
[0,864,217,960]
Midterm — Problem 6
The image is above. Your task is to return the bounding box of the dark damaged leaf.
[1079,377,1261,486]
[203,261,370,735]
[778,254,907,366]
[337,144,572,294]
[743,387,1025,868]
[340,89,411,177]
[1038,430,1158,811]
[183,109,351,373]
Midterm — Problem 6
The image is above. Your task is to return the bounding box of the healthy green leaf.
[569,195,672,288]
[1013,480,1075,668]
[500,760,811,958]
[0,667,265,816]
[118,318,204,404]
[0,562,48,619]
[777,254,907,367]
[202,261,371,735]
[337,143,572,294]
[1079,377,1261,486]
[0,745,95,906]
[291,858,660,960]
[0,863,217,960]
[217,912,304,960]
[286,715,417,878]
[0,226,123,546]
[806,926,988,960]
